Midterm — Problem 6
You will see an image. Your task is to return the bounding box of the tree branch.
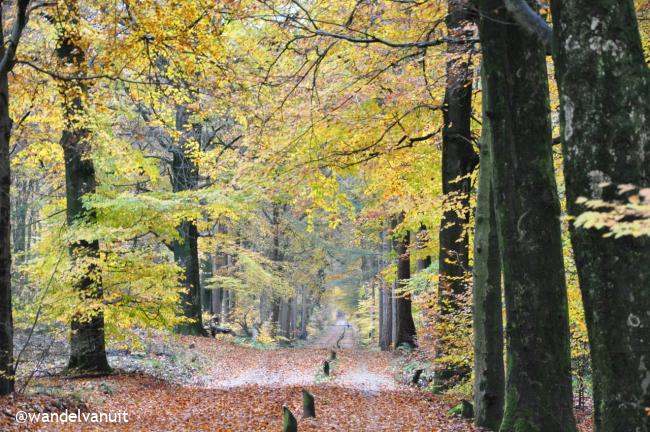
[503,0,552,55]
[0,0,31,75]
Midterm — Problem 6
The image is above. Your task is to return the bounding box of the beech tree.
[478,0,576,430]
[548,1,650,430]
[392,214,416,348]
[55,1,110,373]
[169,106,205,336]
[472,72,504,430]
[435,0,478,385]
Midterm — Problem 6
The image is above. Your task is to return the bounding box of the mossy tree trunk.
[478,1,576,430]
[57,4,110,374]
[472,72,504,431]
[550,1,650,430]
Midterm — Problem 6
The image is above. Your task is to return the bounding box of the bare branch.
[503,0,552,54]
[0,0,31,74]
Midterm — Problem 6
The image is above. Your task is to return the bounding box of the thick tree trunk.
[56,17,110,373]
[478,1,576,430]
[171,106,204,336]
[550,2,650,430]
[393,216,416,348]
[436,0,477,385]
[0,71,14,394]
[472,75,504,430]
[0,0,30,391]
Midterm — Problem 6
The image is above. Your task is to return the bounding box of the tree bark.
[379,228,392,350]
[0,65,13,395]
[57,6,110,373]
[436,0,478,384]
[415,225,432,271]
[171,106,204,336]
[393,215,416,348]
[0,0,30,392]
[472,72,504,430]
[478,1,576,430]
[12,179,29,261]
[550,1,650,430]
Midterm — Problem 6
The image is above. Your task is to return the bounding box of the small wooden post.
[323,360,330,376]
[282,406,297,432]
[302,389,315,418]
[329,350,336,361]
[411,368,423,386]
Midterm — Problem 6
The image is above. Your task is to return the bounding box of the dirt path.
[308,319,357,349]
[2,327,480,431]
[195,321,398,393]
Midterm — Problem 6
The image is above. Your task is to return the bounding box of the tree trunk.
[0,0,30,390]
[201,257,212,314]
[472,72,504,430]
[393,216,416,348]
[415,225,431,271]
[11,179,28,260]
[222,289,230,323]
[279,298,290,339]
[0,68,14,395]
[57,10,110,373]
[550,1,650,429]
[436,0,477,385]
[478,1,576,430]
[171,106,204,336]
[378,269,385,347]
[379,247,393,350]
[211,251,224,321]
[299,286,308,339]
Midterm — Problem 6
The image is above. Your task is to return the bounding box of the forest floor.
[0,324,593,431]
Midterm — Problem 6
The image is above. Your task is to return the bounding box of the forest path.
[307,318,358,349]
[12,330,478,431]
[192,320,397,392]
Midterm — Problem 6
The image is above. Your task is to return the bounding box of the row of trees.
[0,1,647,432]
[295,0,648,430]
[0,0,336,393]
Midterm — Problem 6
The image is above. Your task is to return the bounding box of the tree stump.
[282,406,297,432]
[461,400,474,419]
[302,389,315,418]
[322,360,330,376]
